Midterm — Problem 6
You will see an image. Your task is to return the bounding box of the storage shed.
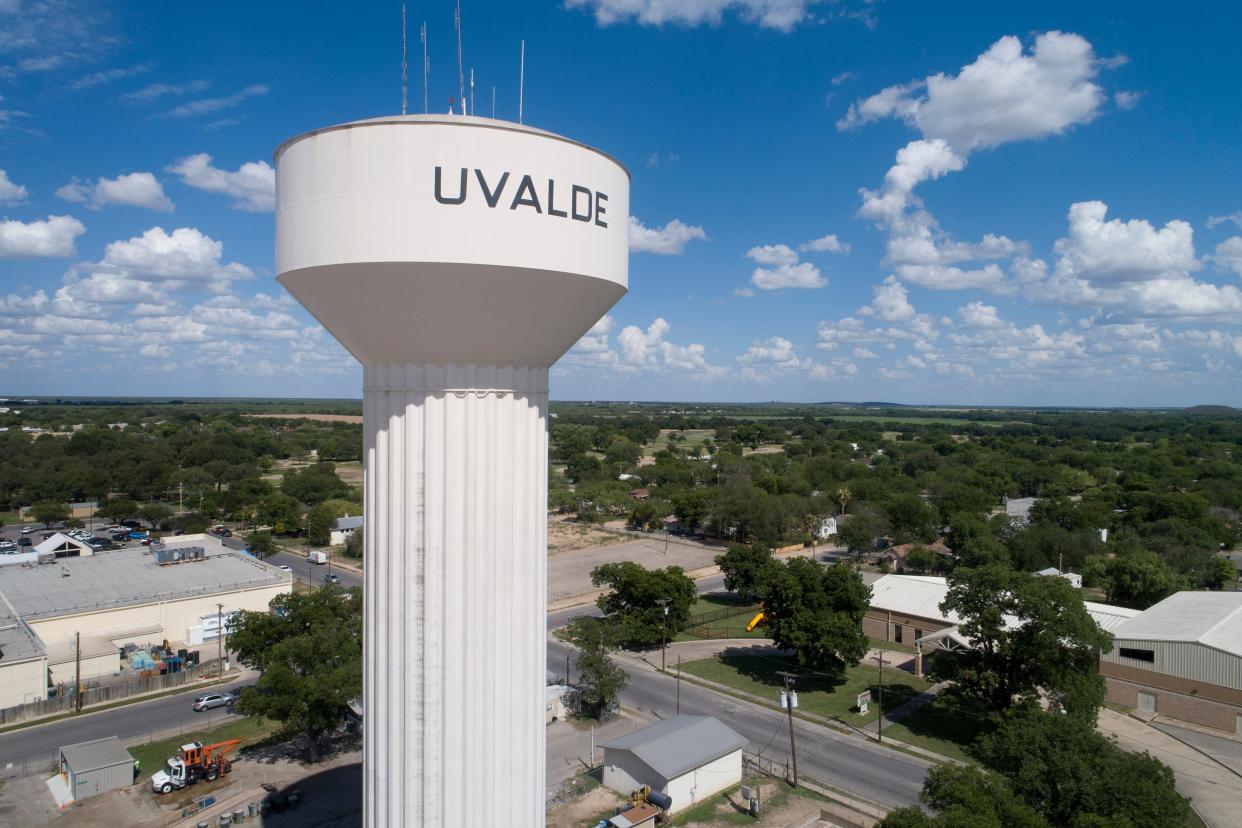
[58,736,133,801]
[601,715,745,814]
[1099,591,1242,734]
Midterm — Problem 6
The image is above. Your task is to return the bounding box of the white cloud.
[0,169,28,203]
[799,233,849,254]
[1053,201,1200,289]
[733,287,755,298]
[861,277,915,321]
[831,71,858,86]
[617,318,721,375]
[839,31,1106,153]
[852,346,878,358]
[565,0,825,32]
[746,243,799,266]
[0,215,85,258]
[958,301,1007,329]
[139,343,172,359]
[70,63,151,90]
[627,216,708,255]
[750,261,826,290]
[1206,212,1242,231]
[895,262,1009,292]
[166,153,275,212]
[859,138,965,226]
[100,226,253,289]
[56,171,174,212]
[121,80,211,103]
[1114,90,1142,110]
[59,272,168,305]
[162,84,269,118]
[1211,237,1242,277]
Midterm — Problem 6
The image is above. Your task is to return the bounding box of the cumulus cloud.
[56,171,174,212]
[616,318,722,375]
[0,169,28,204]
[627,216,708,254]
[958,301,1007,329]
[1114,90,1142,110]
[121,80,211,103]
[860,277,916,320]
[1053,201,1199,284]
[1206,212,1242,231]
[565,0,825,32]
[750,261,826,290]
[70,63,152,90]
[839,31,1106,153]
[0,215,86,258]
[746,243,799,266]
[166,154,275,212]
[99,226,253,290]
[799,233,849,254]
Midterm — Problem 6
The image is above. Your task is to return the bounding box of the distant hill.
[1183,405,1241,417]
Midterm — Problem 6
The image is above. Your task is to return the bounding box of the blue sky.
[1,0,1241,406]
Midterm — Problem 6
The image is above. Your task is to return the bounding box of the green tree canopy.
[245,530,278,559]
[880,765,1049,828]
[591,561,697,648]
[96,496,139,523]
[761,558,871,673]
[714,543,779,599]
[1103,549,1186,609]
[231,586,362,760]
[935,566,1112,720]
[837,510,877,558]
[31,500,70,528]
[565,616,627,720]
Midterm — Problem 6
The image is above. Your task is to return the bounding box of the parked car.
[325,573,341,584]
[140,538,153,546]
[20,526,33,535]
[0,540,15,552]
[88,537,109,549]
[111,532,129,542]
[128,531,148,540]
[192,693,234,712]
[277,564,292,573]
[17,537,31,546]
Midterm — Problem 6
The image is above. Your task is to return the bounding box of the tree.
[306,501,348,546]
[714,543,779,600]
[565,616,627,720]
[96,497,139,524]
[903,545,944,574]
[256,492,303,535]
[343,528,363,559]
[1205,556,1237,590]
[837,511,877,559]
[762,559,871,673]
[1104,550,1186,609]
[935,567,1111,720]
[31,500,70,528]
[835,486,851,515]
[245,530,278,559]
[591,562,697,648]
[880,765,1049,828]
[138,502,173,530]
[885,494,937,543]
[281,462,354,506]
[976,708,1189,828]
[231,587,362,760]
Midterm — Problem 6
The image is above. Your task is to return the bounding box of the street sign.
[856,690,871,715]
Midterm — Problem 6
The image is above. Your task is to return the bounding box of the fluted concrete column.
[362,363,549,827]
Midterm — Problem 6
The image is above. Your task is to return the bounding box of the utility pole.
[656,598,669,671]
[74,631,82,713]
[875,651,887,743]
[676,654,681,713]
[216,603,224,675]
[777,671,798,787]
[565,653,571,686]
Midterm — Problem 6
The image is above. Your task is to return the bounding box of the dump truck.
[150,738,241,794]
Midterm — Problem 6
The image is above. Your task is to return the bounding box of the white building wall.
[47,652,117,684]
[664,749,743,814]
[0,656,47,707]
[1101,639,1242,690]
[602,748,662,797]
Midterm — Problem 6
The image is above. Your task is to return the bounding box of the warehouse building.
[1099,591,1242,734]
[0,608,48,708]
[0,534,291,705]
[56,737,133,802]
[601,715,746,814]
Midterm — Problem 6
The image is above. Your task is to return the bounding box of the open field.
[642,428,715,455]
[243,413,363,423]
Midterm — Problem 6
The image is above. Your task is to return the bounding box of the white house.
[1035,567,1083,589]
[601,715,746,814]
[815,517,838,540]
[330,515,363,546]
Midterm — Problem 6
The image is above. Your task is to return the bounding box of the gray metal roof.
[333,515,363,531]
[0,536,289,620]
[59,736,132,772]
[0,614,45,662]
[1113,591,1242,656]
[600,715,746,780]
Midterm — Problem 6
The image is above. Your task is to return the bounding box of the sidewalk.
[1097,708,1242,828]
[862,681,951,738]
[1151,720,1242,776]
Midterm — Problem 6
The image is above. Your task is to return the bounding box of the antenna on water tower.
[491,85,495,119]
[470,67,474,116]
[421,21,429,114]
[401,3,407,115]
[455,0,465,115]
[518,39,525,124]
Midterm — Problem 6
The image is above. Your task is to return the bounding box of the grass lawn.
[642,428,716,456]
[666,776,825,826]
[679,653,930,727]
[128,716,281,777]
[879,688,993,762]
[675,596,766,642]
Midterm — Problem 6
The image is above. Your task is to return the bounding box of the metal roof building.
[58,736,133,801]
[601,715,746,814]
[1100,591,1242,734]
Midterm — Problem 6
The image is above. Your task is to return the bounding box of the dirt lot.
[548,517,628,555]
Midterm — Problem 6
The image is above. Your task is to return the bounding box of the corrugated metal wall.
[1101,639,1242,689]
[71,760,132,800]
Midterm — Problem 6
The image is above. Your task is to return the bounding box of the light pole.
[657,599,670,672]
[777,671,799,787]
[216,603,224,675]
[874,651,887,743]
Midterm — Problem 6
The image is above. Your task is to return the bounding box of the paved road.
[0,673,254,774]
[220,537,363,590]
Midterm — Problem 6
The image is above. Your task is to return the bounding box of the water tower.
[275,115,629,825]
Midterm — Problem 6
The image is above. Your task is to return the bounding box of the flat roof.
[0,535,290,620]
[1113,591,1242,656]
[0,612,45,662]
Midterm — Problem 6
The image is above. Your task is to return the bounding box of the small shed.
[601,715,746,814]
[58,736,133,801]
